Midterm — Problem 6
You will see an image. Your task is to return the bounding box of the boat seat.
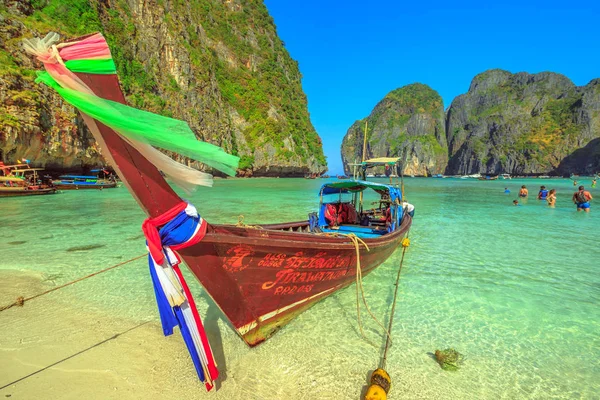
[324,203,339,226]
[321,225,387,239]
[341,203,359,224]
[324,202,359,226]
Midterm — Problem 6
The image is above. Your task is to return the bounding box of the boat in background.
[460,173,482,179]
[336,174,349,179]
[0,162,57,197]
[501,173,511,179]
[53,169,117,190]
[478,175,498,180]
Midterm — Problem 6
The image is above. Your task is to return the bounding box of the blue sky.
[264,0,600,174]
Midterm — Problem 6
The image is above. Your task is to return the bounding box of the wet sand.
[0,270,211,399]
[0,269,442,400]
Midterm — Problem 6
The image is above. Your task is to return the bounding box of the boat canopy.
[318,180,404,235]
[347,157,400,167]
[362,157,400,166]
[11,168,45,172]
[59,175,97,179]
[319,179,402,200]
[0,176,24,182]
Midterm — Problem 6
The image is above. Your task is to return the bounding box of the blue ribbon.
[146,208,206,382]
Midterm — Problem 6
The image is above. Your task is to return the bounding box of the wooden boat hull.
[53,182,117,190]
[64,33,412,346]
[182,217,411,345]
[0,187,57,197]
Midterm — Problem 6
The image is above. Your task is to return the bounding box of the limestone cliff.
[340,83,447,176]
[0,0,327,176]
[446,70,600,175]
[341,71,600,176]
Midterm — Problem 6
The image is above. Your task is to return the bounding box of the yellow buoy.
[364,369,391,400]
[365,383,386,400]
[363,233,410,400]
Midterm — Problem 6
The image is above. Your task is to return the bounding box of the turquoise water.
[1,177,599,398]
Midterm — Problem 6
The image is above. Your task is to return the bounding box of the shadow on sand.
[199,292,230,390]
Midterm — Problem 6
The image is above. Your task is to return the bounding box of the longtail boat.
[52,174,117,190]
[0,162,57,197]
[24,32,412,389]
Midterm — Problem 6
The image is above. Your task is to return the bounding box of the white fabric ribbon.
[22,32,61,62]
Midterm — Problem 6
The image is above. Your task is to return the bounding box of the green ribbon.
[36,72,239,176]
[65,58,117,74]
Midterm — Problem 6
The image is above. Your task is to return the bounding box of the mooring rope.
[346,233,394,347]
[0,321,150,390]
[380,234,411,370]
[0,254,146,312]
[316,231,393,345]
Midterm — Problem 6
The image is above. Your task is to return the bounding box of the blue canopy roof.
[319,180,401,198]
[59,175,97,179]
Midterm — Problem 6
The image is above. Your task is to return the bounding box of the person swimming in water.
[513,200,519,206]
[519,185,528,197]
[504,187,510,194]
[547,189,556,207]
[592,179,597,188]
[573,180,578,187]
[572,185,593,212]
[537,185,549,200]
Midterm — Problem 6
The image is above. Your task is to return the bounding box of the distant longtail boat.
[52,170,117,190]
[0,162,57,197]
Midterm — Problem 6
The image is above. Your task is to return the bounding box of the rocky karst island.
[342,70,600,176]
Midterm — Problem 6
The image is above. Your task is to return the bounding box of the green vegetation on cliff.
[175,0,324,163]
[341,83,448,176]
[446,69,596,174]
[1,0,326,174]
[385,83,443,114]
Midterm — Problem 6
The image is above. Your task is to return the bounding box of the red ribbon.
[142,201,218,390]
[142,202,187,264]
[173,265,219,390]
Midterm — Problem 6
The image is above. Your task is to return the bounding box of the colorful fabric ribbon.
[23,32,239,188]
[23,32,227,389]
[143,201,218,391]
[35,72,238,177]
